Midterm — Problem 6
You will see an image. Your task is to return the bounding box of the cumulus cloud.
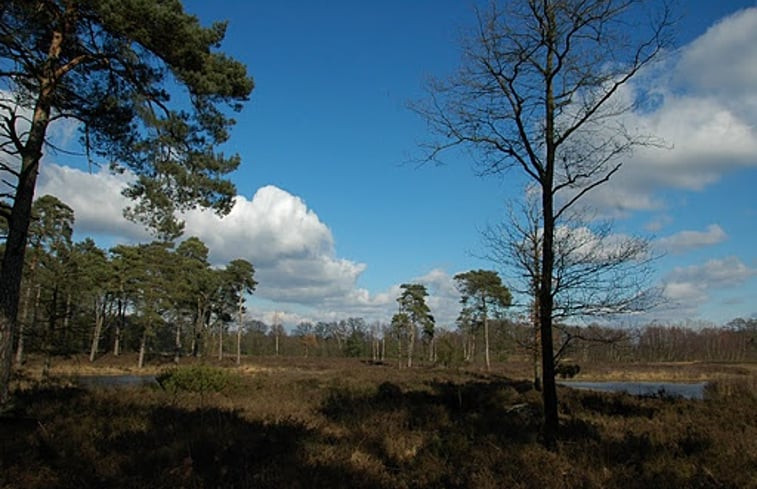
[180,186,368,306]
[37,163,370,308]
[34,162,467,326]
[578,8,757,214]
[36,163,150,241]
[675,7,757,103]
[656,224,727,254]
[660,257,757,316]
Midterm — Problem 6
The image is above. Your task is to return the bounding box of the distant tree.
[108,244,142,357]
[29,196,76,373]
[344,317,367,358]
[73,238,111,363]
[270,313,284,356]
[413,0,672,446]
[454,270,511,371]
[294,321,317,357]
[390,312,411,369]
[112,242,174,369]
[15,195,74,364]
[456,304,477,363]
[0,0,253,404]
[222,259,256,365]
[483,192,655,388]
[396,283,434,368]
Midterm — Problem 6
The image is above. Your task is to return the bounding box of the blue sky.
[37,1,757,328]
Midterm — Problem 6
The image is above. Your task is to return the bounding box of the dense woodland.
[5,195,755,370]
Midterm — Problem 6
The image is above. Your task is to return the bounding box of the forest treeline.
[5,195,755,369]
[4,196,757,366]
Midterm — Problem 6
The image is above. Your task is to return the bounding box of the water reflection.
[559,381,707,399]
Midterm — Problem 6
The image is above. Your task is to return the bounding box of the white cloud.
[180,186,369,307]
[660,257,757,316]
[656,224,727,254]
[576,8,757,214]
[36,163,149,241]
[34,162,467,326]
[675,8,757,102]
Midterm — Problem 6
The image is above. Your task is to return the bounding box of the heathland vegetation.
[1,2,756,487]
[3,355,756,489]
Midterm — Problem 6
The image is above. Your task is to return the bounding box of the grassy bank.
[2,356,756,488]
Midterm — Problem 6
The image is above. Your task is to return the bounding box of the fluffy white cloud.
[34,162,468,325]
[38,163,369,307]
[180,186,368,306]
[656,224,727,254]
[36,163,150,241]
[577,8,757,214]
[675,7,757,103]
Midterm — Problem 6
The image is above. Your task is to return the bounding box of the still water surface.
[559,381,707,399]
[74,375,158,388]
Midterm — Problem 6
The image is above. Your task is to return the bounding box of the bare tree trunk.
[138,329,147,369]
[15,284,40,366]
[397,334,402,369]
[484,316,491,371]
[217,322,223,361]
[407,327,415,368]
[15,255,39,366]
[235,296,243,366]
[89,298,104,363]
[113,298,123,356]
[532,299,542,391]
[174,320,181,364]
[14,320,26,367]
[62,293,71,349]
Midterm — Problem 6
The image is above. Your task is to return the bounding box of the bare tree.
[484,191,657,384]
[413,0,672,447]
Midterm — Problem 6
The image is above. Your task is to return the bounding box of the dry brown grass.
[4,355,756,489]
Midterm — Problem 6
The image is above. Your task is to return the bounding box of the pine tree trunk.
[174,321,182,364]
[0,138,48,405]
[484,315,491,371]
[138,330,147,369]
[62,293,71,350]
[236,326,242,365]
[397,335,402,369]
[236,297,243,365]
[0,19,62,405]
[113,298,123,356]
[14,320,25,367]
[217,322,223,361]
[15,255,39,366]
[407,327,414,368]
[89,298,104,362]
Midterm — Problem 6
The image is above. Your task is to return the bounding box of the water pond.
[559,380,708,399]
[73,375,158,388]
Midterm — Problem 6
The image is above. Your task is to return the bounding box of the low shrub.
[156,365,237,405]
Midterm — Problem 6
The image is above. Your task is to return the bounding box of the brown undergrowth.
[1,357,756,489]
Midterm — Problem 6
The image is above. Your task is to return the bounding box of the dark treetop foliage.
[1,0,253,235]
